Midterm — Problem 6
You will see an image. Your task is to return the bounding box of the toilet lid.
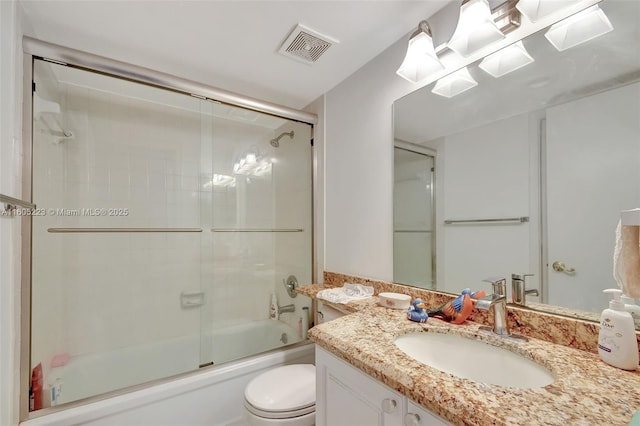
[245,364,316,412]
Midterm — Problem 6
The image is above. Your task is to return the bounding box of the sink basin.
[394,332,554,388]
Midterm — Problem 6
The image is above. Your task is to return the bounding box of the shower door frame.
[393,140,437,289]
[20,37,318,421]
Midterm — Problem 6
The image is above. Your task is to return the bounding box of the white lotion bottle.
[270,294,278,320]
[598,289,639,370]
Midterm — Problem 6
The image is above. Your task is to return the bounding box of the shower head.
[270,131,294,147]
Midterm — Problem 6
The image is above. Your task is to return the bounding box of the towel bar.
[1,193,36,216]
[444,216,529,225]
[48,228,202,233]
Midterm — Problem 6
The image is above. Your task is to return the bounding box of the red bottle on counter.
[30,363,43,411]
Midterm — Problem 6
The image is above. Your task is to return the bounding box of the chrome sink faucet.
[511,273,538,305]
[476,277,509,336]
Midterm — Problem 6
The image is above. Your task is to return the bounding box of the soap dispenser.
[598,289,639,370]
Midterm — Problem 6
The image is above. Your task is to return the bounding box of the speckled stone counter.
[306,272,640,354]
[298,283,379,314]
[308,306,640,426]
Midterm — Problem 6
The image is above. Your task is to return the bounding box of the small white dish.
[379,292,411,310]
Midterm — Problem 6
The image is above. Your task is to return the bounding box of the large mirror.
[393,0,640,326]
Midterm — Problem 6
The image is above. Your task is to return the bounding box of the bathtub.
[24,320,313,426]
[204,319,303,366]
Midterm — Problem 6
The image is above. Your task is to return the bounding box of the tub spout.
[278,304,295,314]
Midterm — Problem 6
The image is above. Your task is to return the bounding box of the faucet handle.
[482,277,506,296]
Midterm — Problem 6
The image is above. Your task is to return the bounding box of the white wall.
[1,1,24,424]
[324,36,421,281]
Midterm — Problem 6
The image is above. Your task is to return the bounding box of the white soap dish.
[379,292,411,310]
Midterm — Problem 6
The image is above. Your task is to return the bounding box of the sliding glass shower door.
[200,102,313,366]
[393,146,435,289]
[30,58,312,409]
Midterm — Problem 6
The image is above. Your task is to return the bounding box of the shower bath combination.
[270,131,294,147]
[27,56,314,415]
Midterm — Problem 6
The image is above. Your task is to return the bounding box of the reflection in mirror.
[393,0,640,328]
[393,144,435,289]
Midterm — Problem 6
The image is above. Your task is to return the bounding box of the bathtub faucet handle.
[283,275,298,298]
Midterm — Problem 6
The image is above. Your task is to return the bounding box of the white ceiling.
[19,0,450,110]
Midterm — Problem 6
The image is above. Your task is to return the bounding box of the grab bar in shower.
[1,193,36,216]
[394,229,433,233]
[444,217,529,225]
[47,228,203,233]
[211,228,303,233]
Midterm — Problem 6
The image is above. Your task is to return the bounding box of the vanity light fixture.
[478,41,534,78]
[431,67,478,98]
[544,5,613,51]
[396,20,444,83]
[447,0,505,57]
[516,0,580,23]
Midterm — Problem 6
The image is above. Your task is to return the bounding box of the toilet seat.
[244,401,315,419]
[244,364,315,420]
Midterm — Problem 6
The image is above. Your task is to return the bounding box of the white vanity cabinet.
[316,301,349,324]
[316,346,450,426]
[404,401,450,426]
[316,346,405,425]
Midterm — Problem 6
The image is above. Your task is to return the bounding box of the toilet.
[243,364,316,426]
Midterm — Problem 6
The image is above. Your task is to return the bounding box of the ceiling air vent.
[278,24,338,64]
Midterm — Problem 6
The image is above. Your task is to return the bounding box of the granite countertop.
[302,286,640,426]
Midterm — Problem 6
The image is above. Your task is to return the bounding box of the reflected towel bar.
[211,228,303,233]
[48,228,203,233]
[394,230,433,233]
[444,217,529,225]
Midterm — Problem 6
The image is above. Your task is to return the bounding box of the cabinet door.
[317,301,348,323]
[316,346,405,426]
[404,401,451,426]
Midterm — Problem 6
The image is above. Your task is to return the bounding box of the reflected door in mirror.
[545,82,640,312]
